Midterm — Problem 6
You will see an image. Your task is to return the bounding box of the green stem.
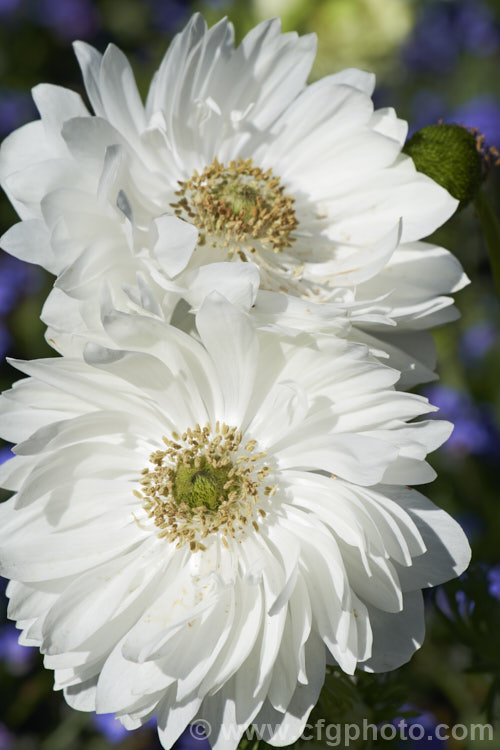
[475,188,500,298]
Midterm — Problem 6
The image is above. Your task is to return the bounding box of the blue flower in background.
[0,446,13,464]
[425,384,464,417]
[205,0,233,7]
[0,253,42,357]
[0,252,43,316]
[148,0,234,31]
[92,713,157,744]
[451,414,492,455]
[176,726,211,750]
[92,713,130,744]
[435,564,500,620]
[454,1,500,56]
[34,0,99,40]
[409,90,446,134]
[435,585,475,620]
[407,90,500,145]
[451,95,500,147]
[459,320,497,364]
[402,5,460,72]
[0,89,36,139]
[392,704,448,748]
[0,0,21,17]
[402,0,499,72]
[424,384,500,459]
[0,723,14,750]
[0,624,36,676]
[487,565,500,600]
[148,0,190,33]
[0,327,11,360]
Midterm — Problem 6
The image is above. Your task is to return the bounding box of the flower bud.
[404,123,484,208]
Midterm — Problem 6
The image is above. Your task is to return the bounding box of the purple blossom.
[176,726,211,750]
[34,0,99,40]
[450,416,491,455]
[0,252,43,316]
[0,326,11,359]
[435,564,500,618]
[92,714,129,744]
[454,2,500,56]
[459,321,497,363]
[487,565,500,600]
[0,624,37,676]
[93,713,158,743]
[435,586,475,620]
[402,7,460,72]
[425,384,464,417]
[401,0,499,73]
[392,704,448,748]
[0,0,21,17]
[407,92,500,146]
[0,446,13,464]
[424,384,500,459]
[451,95,500,147]
[0,723,14,750]
[148,0,190,32]
[205,0,234,7]
[0,89,36,138]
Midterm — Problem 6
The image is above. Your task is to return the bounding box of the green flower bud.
[403,123,484,208]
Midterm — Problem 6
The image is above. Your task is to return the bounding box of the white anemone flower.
[0,295,470,749]
[0,15,467,385]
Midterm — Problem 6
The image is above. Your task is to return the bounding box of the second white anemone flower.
[0,15,467,384]
[0,295,470,749]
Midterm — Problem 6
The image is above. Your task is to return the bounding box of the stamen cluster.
[170,157,298,258]
[137,422,276,550]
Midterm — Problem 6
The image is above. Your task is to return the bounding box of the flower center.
[170,157,298,257]
[173,458,237,511]
[137,422,276,550]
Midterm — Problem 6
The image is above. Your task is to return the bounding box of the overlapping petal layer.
[0,297,470,749]
[0,15,467,383]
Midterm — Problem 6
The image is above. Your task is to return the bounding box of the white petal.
[0,220,58,273]
[328,68,376,95]
[153,214,198,278]
[32,83,89,133]
[64,676,99,711]
[359,591,425,672]
[255,633,325,746]
[276,433,398,486]
[98,44,147,139]
[0,121,50,218]
[386,486,471,589]
[182,261,260,311]
[41,543,162,653]
[73,41,105,117]
[157,693,202,750]
[196,294,258,426]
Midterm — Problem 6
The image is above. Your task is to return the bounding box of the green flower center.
[137,423,276,551]
[173,457,239,511]
[210,181,260,223]
[170,157,298,257]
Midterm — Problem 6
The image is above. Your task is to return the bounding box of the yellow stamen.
[170,157,298,258]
